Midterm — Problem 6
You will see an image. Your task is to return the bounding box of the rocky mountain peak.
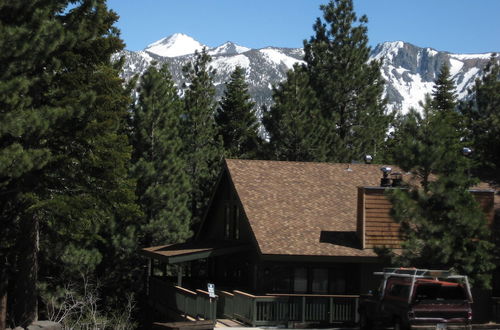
[144,33,206,57]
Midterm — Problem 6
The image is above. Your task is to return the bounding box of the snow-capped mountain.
[144,33,206,57]
[372,41,496,112]
[208,42,250,56]
[118,34,498,114]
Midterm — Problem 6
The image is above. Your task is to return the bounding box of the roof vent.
[380,166,392,187]
[462,147,472,157]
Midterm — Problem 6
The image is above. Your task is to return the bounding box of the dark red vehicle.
[358,268,473,330]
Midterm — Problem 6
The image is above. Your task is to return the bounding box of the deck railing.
[216,290,235,319]
[231,291,359,327]
[149,277,359,327]
[149,276,217,321]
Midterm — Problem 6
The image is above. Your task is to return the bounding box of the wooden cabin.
[141,159,498,326]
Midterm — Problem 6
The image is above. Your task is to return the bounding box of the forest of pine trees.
[0,0,499,328]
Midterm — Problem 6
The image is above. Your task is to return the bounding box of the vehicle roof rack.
[374,267,464,280]
[373,267,473,303]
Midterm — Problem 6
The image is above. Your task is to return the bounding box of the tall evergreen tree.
[0,1,90,325]
[215,66,261,159]
[388,63,464,187]
[0,1,139,326]
[461,55,500,179]
[302,0,391,162]
[382,67,494,287]
[181,49,223,226]
[432,63,458,113]
[262,64,328,161]
[131,64,192,246]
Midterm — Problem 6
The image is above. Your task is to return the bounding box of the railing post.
[329,297,333,323]
[146,258,151,296]
[252,298,257,327]
[301,296,306,323]
[354,296,360,323]
[210,297,215,322]
[177,264,183,286]
[183,291,188,319]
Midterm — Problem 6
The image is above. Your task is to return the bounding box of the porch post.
[146,258,152,295]
[177,264,183,286]
[252,264,258,291]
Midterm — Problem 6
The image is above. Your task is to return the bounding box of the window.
[329,268,347,294]
[415,284,466,301]
[273,267,292,293]
[294,268,307,293]
[233,205,240,239]
[224,204,231,239]
[312,268,328,294]
[223,202,241,240]
[388,284,410,298]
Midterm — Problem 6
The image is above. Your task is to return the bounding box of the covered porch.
[141,243,370,327]
[142,241,255,291]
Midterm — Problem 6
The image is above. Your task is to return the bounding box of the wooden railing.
[216,290,235,319]
[149,276,217,321]
[149,277,359,327]
[232,291,359,327]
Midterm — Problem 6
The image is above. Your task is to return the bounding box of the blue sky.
[107,0,500,54]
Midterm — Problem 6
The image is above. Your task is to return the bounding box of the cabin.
[142,159,499,326]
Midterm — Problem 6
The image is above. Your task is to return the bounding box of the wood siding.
[356,187,365,249]
[358,187,495,250]
[362,188,401,249]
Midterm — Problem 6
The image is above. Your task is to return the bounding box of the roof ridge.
[225,158,396,167]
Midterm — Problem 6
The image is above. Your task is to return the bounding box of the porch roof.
[141,241,253,264]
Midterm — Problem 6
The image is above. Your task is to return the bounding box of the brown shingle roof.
[225,159,404,258]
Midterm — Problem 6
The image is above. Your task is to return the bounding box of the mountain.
[144,33,206,57]
[372,41,496,112]
[208,42,250,56]
[117,34,498,114]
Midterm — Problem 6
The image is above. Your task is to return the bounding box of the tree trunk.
[11,214,38,327]
[0,291,6,330]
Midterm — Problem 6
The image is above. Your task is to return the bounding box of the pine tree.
[181,49,223,226]
[0,1,140,326]
[432,63,458,113]
[389,63,465,187]
[302,0,391,163]
[42,1,144,319]
[262,64,328,161]
[131,64,192,246]
[461,55,500,179]
[0,1,70,325]
[215,66,261,159]
[382,66,494,287]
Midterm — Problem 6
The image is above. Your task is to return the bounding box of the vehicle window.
[415,284,467,301]
[388,284,410,298]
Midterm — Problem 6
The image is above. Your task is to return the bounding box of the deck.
[148,276,360,327]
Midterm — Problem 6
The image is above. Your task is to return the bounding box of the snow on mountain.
[259,48,304,69]
[211,55,251,78]
[372,41,496,113]
[145,33,206,57]
[119,33,498,115]
[371,41,405,62]
[208,42,250,56]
